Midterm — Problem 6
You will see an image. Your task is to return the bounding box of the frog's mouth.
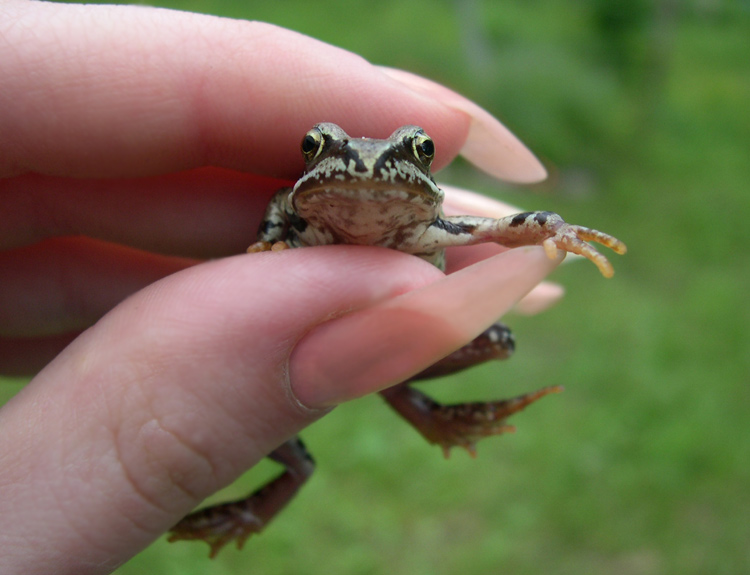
[292,166,443,211]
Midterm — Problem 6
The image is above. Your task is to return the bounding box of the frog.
[168,123,626,557]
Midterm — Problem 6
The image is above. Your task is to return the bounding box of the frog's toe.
[168,502,264,558]
[247,240,292,253]
[578,227,627,255]
[247,241,273,253]
[545,225,626,278]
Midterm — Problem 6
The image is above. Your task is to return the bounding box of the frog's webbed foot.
[246,240,292,253]
[168,437,314,558]
[380,323,562,457]
[538,215,627,278]
[382,383,562,457]
[168,493,264,558]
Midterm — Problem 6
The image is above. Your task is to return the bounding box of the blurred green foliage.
[5,0,749,573]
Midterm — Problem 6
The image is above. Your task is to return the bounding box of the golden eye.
[412,131,435,166]
[301,127,325,162]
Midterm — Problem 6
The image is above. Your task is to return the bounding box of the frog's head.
[290,123,444,222]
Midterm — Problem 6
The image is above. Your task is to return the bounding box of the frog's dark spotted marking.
[372,149,399,176]
[341,147,370,173]
[484,324,515,349]
[509,211,534,227]
[289,212,308,233]
[321,132,344,150]
[510,211,554,228]
[431,218,475,235]
[260,220,284,235]
[288,437,315,466]
[285,229,300,246]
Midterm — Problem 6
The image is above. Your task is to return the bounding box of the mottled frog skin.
[169,123,626,557]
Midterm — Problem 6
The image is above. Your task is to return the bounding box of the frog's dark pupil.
[419,139,435,157]
[302,135,317,154]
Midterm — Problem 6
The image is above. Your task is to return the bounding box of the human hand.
[0,2,557,572]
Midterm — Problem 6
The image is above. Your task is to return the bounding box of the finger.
[0,237,197,340]
[0,332,81,376]
[0,1,469,179]
[291,247,562,406]
[514,282,565,315]
[0,247,443,570]
[0,168,281,253]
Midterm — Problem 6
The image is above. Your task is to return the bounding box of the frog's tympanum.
[168,123,626,557]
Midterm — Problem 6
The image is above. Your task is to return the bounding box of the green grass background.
[3,1,749,573]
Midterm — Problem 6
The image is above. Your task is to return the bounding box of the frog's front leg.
[380,324,562,457]
[424,212,627,277]
[247,187,299,253]
[168,436,314,558]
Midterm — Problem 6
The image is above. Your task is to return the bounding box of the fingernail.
[290,247,562,408]
[379,67,547,184]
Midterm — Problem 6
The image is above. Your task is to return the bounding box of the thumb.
[0,247,441,573]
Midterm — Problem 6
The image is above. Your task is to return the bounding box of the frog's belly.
[295,190,435,251]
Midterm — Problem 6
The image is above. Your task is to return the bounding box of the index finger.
[0,1,544,182]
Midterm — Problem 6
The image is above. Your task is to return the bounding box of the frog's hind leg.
[168,436,314,558]
[379,323,562,458]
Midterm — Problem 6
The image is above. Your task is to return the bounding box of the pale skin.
[1,2,571,573]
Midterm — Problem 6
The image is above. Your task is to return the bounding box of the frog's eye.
[301,128,325,162]
[412,132,435,166]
